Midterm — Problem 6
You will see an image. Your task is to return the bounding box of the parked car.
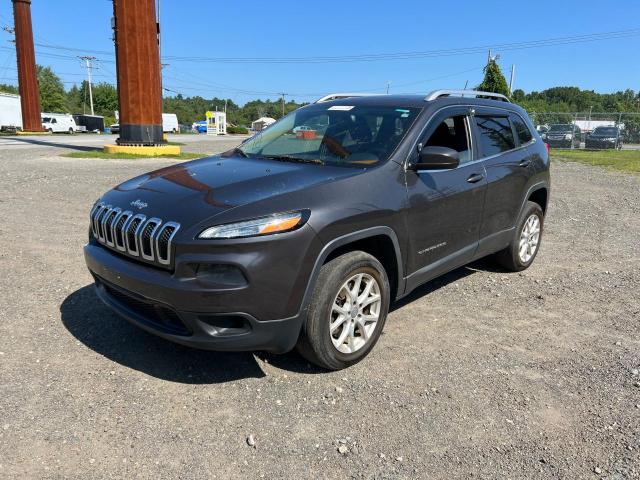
[41,113,77,134]
[585,126,623,149]
[536,125,549,141]
[545,123,581,148]
[192,120,207,133]
[84,90,549,370]
[109,123,120,134]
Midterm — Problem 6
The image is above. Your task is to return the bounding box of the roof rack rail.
[314,93,382,103]
[425,90,510,103]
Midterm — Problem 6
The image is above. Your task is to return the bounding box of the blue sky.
[0,0,638,104]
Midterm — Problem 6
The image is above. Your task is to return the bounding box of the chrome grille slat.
[102,208,121,247]
[156,222,180,265]
[125,214,146,257]
[112,210,132,252]
[96,205,112,242]
[140,218,162,261]
[91,203,106,237]
[90,204,180,268]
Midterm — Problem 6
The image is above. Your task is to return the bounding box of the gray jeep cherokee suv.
[84,90,550,370]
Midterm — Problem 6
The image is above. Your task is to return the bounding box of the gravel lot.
[0,135,639,479]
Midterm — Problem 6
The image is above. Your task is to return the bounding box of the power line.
[160,28,640,64]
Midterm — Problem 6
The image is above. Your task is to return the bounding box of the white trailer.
[162,113,179,133]
[0,92,23,131]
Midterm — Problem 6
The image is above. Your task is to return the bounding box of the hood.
[98,155,361,227]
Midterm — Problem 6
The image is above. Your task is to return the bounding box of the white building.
[251,117,276,132]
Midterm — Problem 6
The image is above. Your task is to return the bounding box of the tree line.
[1,62,639,130]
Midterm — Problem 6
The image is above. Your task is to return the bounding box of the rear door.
[404,106,487,286]
[473,108,533,239]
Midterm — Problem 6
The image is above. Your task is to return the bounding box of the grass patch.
[63,149,204,160]
[551,149,640,174]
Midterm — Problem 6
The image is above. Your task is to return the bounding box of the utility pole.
[279,92,286,117]
[508,64,515,96]
[386,81,391,94]
[12,0,42,132]
[79,56,96,115]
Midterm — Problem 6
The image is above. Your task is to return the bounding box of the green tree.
[477,59,510,97]
[91,82,118,117]
[0,83,19,94]
[37,65,67,112]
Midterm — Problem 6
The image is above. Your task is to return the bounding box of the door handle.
[519,159,531,167]
[466,173,484,183]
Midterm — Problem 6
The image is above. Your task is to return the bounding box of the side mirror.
[411,146,460,170]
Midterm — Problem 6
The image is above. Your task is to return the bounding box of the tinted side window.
[423,115,471,164]
[476,116,515,157]
[511,114,533,145]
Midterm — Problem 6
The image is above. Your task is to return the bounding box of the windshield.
[592,127,618,136]
[237,104,421,167]
[42,117,51,123]
[549,124,573,132]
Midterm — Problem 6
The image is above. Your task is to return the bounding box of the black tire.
[494,201,544,272]
[68,127,74,135]
[296,251,390,370]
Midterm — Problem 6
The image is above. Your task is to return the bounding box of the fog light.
[196,264,247,287]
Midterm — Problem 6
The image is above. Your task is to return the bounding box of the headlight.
[564,134,572,140]
[198,211,307,239]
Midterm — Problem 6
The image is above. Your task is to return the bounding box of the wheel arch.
[519,182,549,218]
[299,227,405,316]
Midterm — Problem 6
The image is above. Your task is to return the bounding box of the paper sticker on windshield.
[328,106,354,111]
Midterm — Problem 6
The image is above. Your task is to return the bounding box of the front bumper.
[585,139,617,149]
[546,139,574,148]
[83,225,321,353]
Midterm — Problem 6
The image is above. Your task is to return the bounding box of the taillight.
[545,143,550,155]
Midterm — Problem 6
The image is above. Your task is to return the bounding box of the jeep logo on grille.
[130,199,148,210]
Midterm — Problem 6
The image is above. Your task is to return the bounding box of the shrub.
[227,126,249,135]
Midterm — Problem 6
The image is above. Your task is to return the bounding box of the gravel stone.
[0,139,639,478]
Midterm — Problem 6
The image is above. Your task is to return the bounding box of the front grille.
[90,202,180,268]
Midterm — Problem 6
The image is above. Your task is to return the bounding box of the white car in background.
[42,113,77,134]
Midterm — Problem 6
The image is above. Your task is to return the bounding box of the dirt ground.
[0,138,638,479]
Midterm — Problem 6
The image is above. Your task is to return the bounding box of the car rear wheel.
[494,201,544,272]
[296,251,390,370]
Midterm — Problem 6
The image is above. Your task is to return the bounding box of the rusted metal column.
[12,0,42,132]
[112,0,164,145]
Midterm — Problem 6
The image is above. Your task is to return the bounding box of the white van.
[42,113,77,134]
[162,113,179,133]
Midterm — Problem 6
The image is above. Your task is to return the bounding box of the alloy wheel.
[329,272,381,354]
[519,214,541,263]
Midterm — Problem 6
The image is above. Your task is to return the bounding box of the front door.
[404,107,487,289]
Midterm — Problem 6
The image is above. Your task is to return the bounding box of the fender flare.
[518,181,550,218]
[297,226,405,317]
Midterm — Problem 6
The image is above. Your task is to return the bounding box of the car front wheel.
[297,251,390,370]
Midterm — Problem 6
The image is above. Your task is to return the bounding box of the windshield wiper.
[261,155,325,165]
[221,147,248,158]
